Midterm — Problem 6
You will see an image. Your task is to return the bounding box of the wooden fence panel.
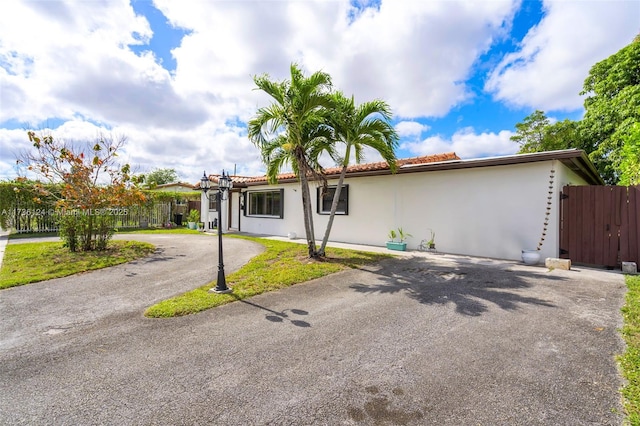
[611,186,627,266]
[623,186,640,264]
[188,200,201,213]
[7,203,172,233]
[593,187,606,265]
[561,185,640,268]
[620,186,631,264]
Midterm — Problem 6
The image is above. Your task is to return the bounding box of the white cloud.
[395,121,430,138]
[1,0,634,185]
[485,0,640,111]
[0,119,265,184]
[321,1,518,118]
[401,127,517,159]
[156,0,518,119]
[0,0,172,125]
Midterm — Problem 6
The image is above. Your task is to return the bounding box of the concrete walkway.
[0,233,627,425]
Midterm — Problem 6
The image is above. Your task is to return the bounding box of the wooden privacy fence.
[188,200,201,214]
[560,185,640,268]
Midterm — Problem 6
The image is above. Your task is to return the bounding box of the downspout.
[237,190,242,232]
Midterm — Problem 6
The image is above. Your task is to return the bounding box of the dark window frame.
[208,195,218,212]
[245,189,284,219]
[317,185,349,215]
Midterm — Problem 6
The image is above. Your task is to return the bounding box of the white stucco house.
[200,149,603,261]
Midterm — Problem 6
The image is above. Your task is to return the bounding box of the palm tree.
[248,63,334,258]
[317,92,399,256]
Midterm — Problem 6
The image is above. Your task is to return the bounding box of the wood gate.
[560,185,640,268]
[188,200,201,213]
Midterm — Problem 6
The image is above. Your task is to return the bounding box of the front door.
[229,191,240,231]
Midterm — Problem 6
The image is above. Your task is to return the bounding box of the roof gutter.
[242,149,604,187]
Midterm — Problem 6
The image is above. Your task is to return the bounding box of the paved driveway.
[0,236,627,425]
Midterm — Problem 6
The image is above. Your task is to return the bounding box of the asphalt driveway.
[0,235,627,425]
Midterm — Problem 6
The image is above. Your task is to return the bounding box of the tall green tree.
[511,111,587,154]
[580,35,640,184]
[144,168,178,188]
[543,119,587,152]
[248,63,334,257]
[618,122,640,186]
[511,36,639,184]
[510,110,551,153]
[317,92,398,256]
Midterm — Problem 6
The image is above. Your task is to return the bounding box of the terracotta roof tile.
[244,152,459,183]
[195,175,255,188]
[195,152,460,186]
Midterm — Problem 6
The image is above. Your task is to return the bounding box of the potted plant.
[187,209,200,230]
[419,229,436,251]
[386,227,412,251]
[426,229,435,249]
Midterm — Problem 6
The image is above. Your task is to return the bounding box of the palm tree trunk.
[299,169,317,257]
[318,165,347,256]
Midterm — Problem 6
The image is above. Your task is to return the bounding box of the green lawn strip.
[7,228,202,240]
[620,274,640,424]
[115,227,202,235]
[7,231,58,240]
[0,240,155,289]
[145,235,390,318]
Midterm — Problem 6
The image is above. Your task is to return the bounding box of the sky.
[1,0,638,184]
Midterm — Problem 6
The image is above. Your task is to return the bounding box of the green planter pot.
[386,241,407,251]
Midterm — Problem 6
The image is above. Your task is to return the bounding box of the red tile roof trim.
[236,152,460,184]
[195,149,603,188]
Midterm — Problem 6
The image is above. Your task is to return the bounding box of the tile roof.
[195,152,459,187]
[240,152,460,184]
[195,149,604,188]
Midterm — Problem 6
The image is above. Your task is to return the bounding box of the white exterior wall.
[239,160,591,261]
[200,191,207,224]
[230,192,240,230]
[199,190,232,230]
[241,184,307,237]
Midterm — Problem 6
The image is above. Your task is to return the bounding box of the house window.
[209,195,217,211]
[246,189,284,218]
[317,185,349,215]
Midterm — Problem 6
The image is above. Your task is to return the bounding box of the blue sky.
[1,0,638,183]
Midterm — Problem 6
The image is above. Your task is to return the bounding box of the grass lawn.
[7,227,202,240]
[115,227,202,235]
[0,240,155,289]
[620,274,640,424]
[7,231,58,240]
[145,235,390,318]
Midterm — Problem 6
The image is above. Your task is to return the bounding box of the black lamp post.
[200,170,233,294]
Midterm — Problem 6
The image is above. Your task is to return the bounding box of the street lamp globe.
[200,171,211,193]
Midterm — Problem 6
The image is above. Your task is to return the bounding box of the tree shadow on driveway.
[236,298,311,328]
[350,257,561,316]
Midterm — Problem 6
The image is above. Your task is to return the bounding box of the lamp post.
[200,170,233,294]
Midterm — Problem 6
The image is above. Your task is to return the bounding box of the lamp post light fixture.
[200,170,233,294]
